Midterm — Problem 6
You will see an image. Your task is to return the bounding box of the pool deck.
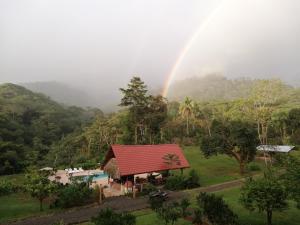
[48,169,109,186]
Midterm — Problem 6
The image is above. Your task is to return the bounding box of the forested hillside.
[167,75,262,101]
[21,81,95,108]
[0,83,103,175]
[1,78,300,176]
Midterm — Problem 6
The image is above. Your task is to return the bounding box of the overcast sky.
[1,0,300,106]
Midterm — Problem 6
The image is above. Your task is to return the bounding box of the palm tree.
[163,153,181,173]
[179,97,194,135]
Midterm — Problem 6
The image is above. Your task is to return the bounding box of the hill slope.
[167,75,256,101]
[0,83,102,175]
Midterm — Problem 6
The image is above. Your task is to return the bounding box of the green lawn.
[0,192,54,223]
[215,187,300,225]
[178,146,264,186]
[132,186,300,225]
[0,174,55,223]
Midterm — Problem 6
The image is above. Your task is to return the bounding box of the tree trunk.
[39,199,43,211]
[186,116,189,136]
[239,161,245,175]
[267,210,272,225]
[134,126,138,144]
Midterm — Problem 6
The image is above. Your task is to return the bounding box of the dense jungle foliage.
[1,77,300,175]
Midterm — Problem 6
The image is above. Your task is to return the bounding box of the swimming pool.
[83,172,108,182]
[92,172,108,181]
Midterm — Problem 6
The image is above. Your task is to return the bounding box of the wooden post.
[99,184,103,205]
[133,185,136,199]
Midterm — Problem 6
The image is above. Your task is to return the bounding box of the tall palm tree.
[162,153,181,169]
[179,97,194,135]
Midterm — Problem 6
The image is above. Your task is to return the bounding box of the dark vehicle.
[149,190,168,201]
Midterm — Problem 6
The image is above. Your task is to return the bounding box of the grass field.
[177,146,264,186]
[131,187,300,225]
[0,146,298,224]
[0,193,54,223]
[0,174,55,223]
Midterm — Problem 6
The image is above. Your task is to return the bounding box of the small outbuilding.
[257,145,295,153]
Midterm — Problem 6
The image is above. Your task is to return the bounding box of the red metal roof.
[104,144,190,176]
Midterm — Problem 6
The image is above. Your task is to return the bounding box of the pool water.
[92,173,108,181]
[83,172,108,182]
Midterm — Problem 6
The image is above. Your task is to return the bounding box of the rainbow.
[162,0,226,97]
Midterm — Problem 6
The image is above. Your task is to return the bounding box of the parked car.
[149,190,168,200]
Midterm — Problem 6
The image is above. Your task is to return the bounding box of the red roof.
[103,144,190,176]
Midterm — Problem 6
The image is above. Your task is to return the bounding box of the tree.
[240,171,288,225]
[157,202,182,225]
[163,153,181,168]
[197,192,237,225]
[179,97,194,135]
[282,156,300,208]
[287,108,300,144]
[119,77,149,144]
[271,110,289,144]
[145,95,168,143]
[249,79,287,145]
[179,198,191,217]
[193,102,214,137]
[25,171,56,211]
[162,153,181,176]
[92,208,136,225]
[192,208,203,225]
[200,120,258,174]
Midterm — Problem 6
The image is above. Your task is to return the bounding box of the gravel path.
[4,178,244,225]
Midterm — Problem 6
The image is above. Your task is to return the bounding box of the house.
[102,144,190,194]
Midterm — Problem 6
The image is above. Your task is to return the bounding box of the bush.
[149,196,164,211]
[141,183,157,195]
[179,198,191,217]
[197,192,238,225]
[164,170,200,191]
[55,183,93,208]
[185,169,200,189]
[92,208,136,225]
[0,180,19,196]
[156,202,182,225]
[246,162,261,172]
[76,161,98,170]
[165,175,186,190]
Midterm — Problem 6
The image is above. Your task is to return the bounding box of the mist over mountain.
[20,81,123,112]
[20,81,93,107]
[167,75,299,102]
[17,74,300,110]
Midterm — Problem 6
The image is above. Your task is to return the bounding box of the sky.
[1,0,300,108]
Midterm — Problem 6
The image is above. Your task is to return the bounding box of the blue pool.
[92,172,108,181]
[83,172,108,182]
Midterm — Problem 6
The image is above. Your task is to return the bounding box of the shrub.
[76,161,98,170]
[165,175,186,190]
[197,192,238,225]
[180,198,191,217]
[141,183,157,195]
[149,195,164,211]
[0,180,19,196]
[92,208,136,225]
[246,162,261,172]
[156,202,182,225]
[164,170,200,191]
[185,169,200,189]
[55,183,93,208]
